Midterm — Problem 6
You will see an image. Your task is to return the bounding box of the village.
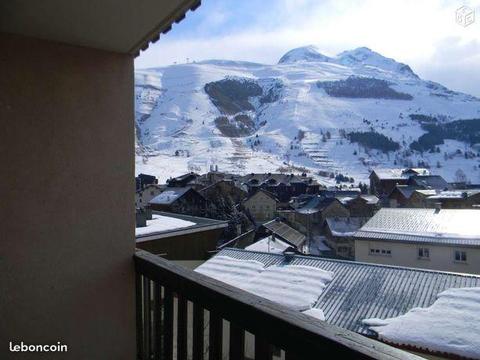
[133,167,480,358]
[135,167,480,270]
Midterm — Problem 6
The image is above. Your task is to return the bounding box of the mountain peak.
[278,45,418,78]
[278,46,332,64]
[336,47,418,78]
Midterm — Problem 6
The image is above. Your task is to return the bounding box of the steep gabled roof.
[297,196,342,214]
[325,217,369,237]
[407,175,450,190]
[262,219,306,248]
[245,189,279,203]
[149,187,196,205]
[389,185,421,199]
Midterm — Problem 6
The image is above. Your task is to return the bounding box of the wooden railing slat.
[285,350,300,360]
[209,312,222,360]
[134,250,422,360]
[164,288,174,360]
[229,323,245,360]
[254,336,271,360]
[154,283,162,360]
[142,276,151,360]
[177,295,188,360]
[135,272,144,360]
[192,303,204,360]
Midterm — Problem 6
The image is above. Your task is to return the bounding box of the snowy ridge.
[363,287,480,359]
[135,46,480,185]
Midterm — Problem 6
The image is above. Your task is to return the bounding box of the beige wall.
[355,240,480,274]
[244,192,277,222]
[0,34,136,359]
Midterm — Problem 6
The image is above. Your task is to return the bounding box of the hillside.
[135,46,480,185]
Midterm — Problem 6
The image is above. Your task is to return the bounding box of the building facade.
[354,208,480,274]
[243,189,279,222]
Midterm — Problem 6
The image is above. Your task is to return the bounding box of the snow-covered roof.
[135,214,195,237]
[149,187,192,205]
[325,217,369,237]
[372,168,430,180]
[428,189,480,200]
[135,211,227,241]
[204,248,480,356]
[413,189,438,196]
[390,185,421,199]
[337,194,379,205]
[363,287,480,359]
[407,175,450,190]
[245,236,291,254]
[195,255,333,311]
[296,196,340,214]
[355,208,480,246]
[240,173,318,187]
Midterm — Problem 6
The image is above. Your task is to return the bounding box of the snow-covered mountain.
[135,46,480,185]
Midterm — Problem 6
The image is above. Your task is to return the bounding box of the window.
[369,247,391,256]
[418,248,430,259]
[454,250,467,262]
[150,191,155,196]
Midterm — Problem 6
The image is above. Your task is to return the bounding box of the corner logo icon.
[456,5,475,27]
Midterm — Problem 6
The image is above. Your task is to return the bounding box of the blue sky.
[136,0,480,96]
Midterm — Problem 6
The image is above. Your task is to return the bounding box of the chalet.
[369,168,429,196]
[354,208,480,274]
[406,189,437,208]
[135,183,165,209]
[388,185,421,208]
[166,172,200,188]
[336,194,379,217]
[324,217,369,259]
[196,170,240,187]
[199,179,247,204]
[149,187,206,217]
[136,211,227,264]
[294,197,350,234]
[136,173,158,191]
[198,248,480,359]
[240,173,320,202]
[243,189,279,222]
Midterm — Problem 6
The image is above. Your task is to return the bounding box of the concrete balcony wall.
[0,33,136,359]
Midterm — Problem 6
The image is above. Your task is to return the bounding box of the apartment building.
[354,208,480,274]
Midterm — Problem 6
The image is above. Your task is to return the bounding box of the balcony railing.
[134,249,421,360]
